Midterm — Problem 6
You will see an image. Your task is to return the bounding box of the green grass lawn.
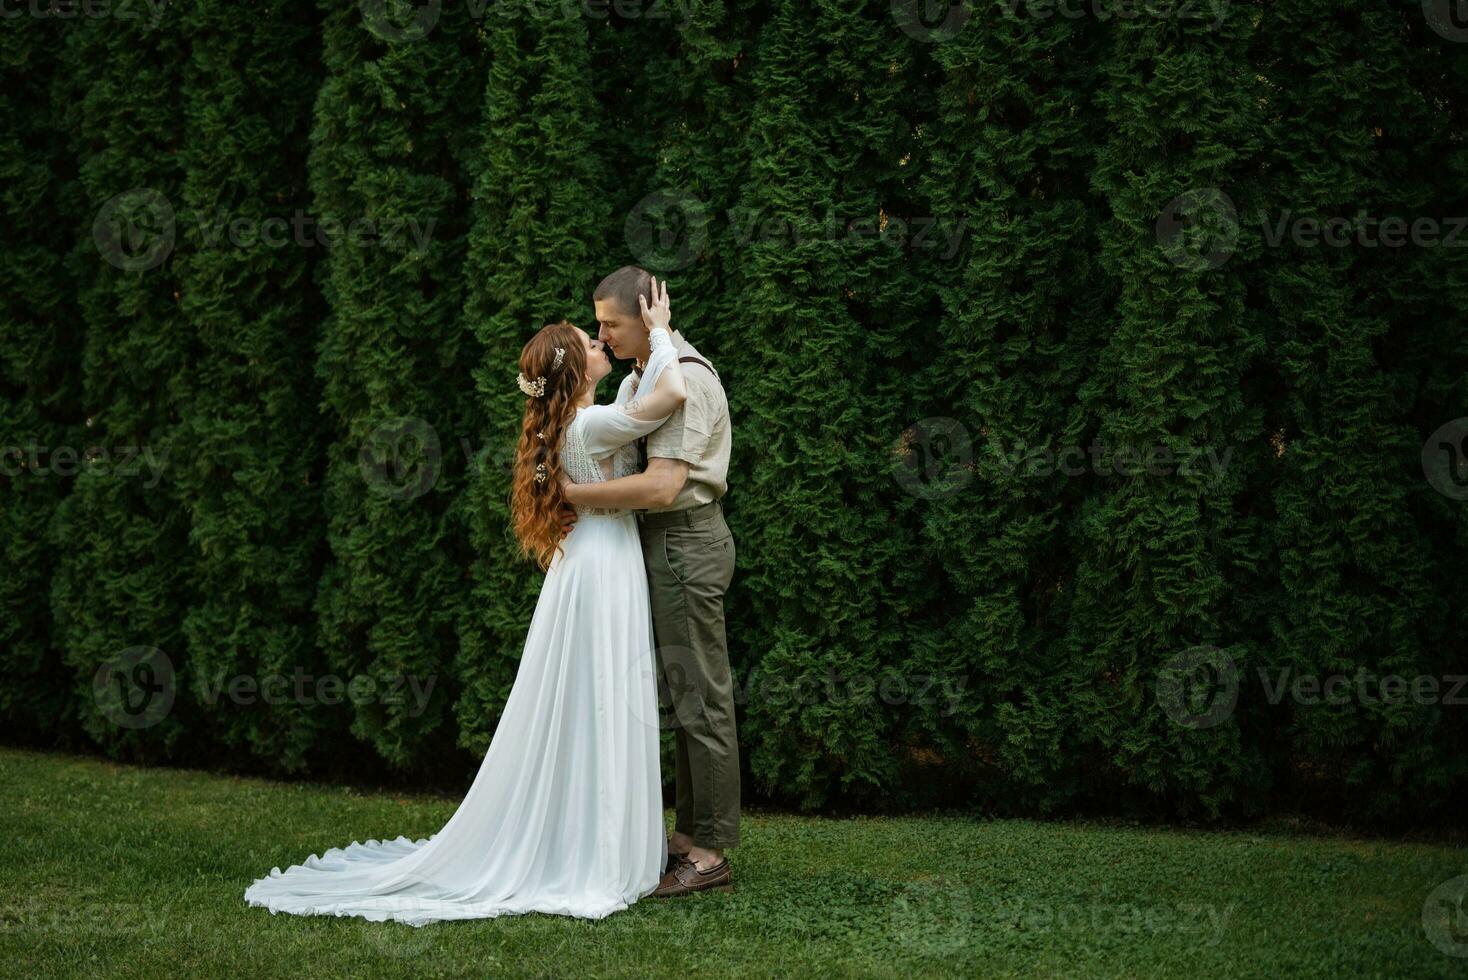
[2,746,1465,979]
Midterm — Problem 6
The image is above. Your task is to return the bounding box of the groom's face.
[593,298,648,363]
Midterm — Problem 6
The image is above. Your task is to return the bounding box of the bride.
[244,280,688,925]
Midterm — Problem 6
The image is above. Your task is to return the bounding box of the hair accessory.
[536,430,546,441]
[534,462,548,484]
[517,372,547,398]
[516,347,566,398]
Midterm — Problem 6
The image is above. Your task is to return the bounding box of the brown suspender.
[635,355,718,379]
[635,356,717,466]
[678,354,717,377]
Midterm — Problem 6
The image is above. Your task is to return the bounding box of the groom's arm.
[562,457,689,510]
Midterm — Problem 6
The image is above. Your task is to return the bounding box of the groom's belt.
[636,500,721,528]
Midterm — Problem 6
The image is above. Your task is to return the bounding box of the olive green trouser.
[637,501,740,849]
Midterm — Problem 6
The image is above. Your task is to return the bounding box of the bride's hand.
[638,276,671,334]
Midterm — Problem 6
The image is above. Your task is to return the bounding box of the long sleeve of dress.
[579,327,678,459]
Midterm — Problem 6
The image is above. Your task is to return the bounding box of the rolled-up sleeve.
[645,370,714,464]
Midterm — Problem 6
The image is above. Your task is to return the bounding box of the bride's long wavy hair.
[510,320,590,571]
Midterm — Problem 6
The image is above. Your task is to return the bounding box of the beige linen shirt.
[618,329,731,513]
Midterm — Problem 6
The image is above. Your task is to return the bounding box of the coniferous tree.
[906,5,1106,811]
[0,0,1462,822]
[0,16,85,744]
[455,0,615,751]
[1251,1,1463,819]
[170,0,329,772]
[310,2,483,772]
[1401,6,1468,816]
[726,0,923,806]
[47,11,198,761]
[1063,7,1271,817]
[593,0,758,357]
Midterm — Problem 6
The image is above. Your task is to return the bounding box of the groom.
[559,266,740,897]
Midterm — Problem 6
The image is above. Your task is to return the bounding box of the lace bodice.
[562,413,644,515]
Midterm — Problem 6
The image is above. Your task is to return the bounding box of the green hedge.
[3,1,1465,824]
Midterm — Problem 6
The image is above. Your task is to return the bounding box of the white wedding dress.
[243,330,684,926]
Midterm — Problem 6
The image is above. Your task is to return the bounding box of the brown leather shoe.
[652,857,733,897]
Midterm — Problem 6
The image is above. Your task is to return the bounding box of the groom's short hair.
[593,266,653,319]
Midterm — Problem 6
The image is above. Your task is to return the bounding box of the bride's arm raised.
[617,277,686,421]
[578,278,685,457]
[619,324,687,423]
